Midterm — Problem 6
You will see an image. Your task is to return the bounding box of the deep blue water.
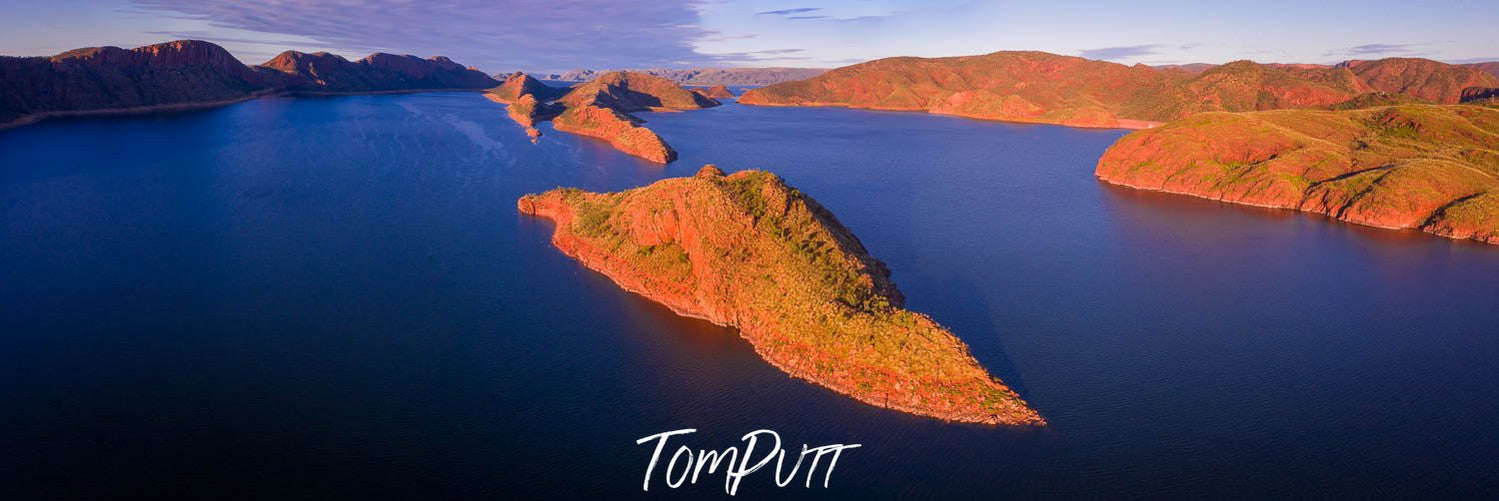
[2,92,1498,498]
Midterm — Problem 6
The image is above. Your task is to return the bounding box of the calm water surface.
[1,92,1497,498]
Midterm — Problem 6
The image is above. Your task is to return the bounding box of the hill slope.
[741,52,1499,129]
[518,167,1045,425]
[1,40,497,129]
[1096,104,1499,244]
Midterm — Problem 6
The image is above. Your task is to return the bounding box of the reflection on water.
[0,92,1497,498]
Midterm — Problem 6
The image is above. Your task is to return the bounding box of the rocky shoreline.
[518,166,1045,426]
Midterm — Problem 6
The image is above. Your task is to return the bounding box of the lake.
[2,92,1497,498]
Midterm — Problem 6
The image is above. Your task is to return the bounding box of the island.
[486,71,720,163]
[1,40,498,129]
[1096,104,1499,244]
[694,84,737,99]
[739,51,1498,129]
[517,165,1046,425]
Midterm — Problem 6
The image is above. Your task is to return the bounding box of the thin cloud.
[1079,44,1163,61]
[756,8,821,16]
[1445,56,1499,64]
[130,0,724,72]
[1324,43,1430,57]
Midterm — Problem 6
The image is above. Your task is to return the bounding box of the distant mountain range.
[525,67,827,86]
[741,51,1499,128]
[0,40,498,128]
[1155,61,1499,78]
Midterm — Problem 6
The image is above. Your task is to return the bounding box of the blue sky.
[1,0,1495,73]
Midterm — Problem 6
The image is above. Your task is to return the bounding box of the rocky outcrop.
[259,50,497,92]
[740,51,1499,129]
[1461,87,1499,105]
[487,71,565,103]
[488,71,718,162]
[484,72,565,140]
[518,168,1045,425]
[1096,104,1499,244]
[1,40,497,129]
[558,71,720,112]
[553,67,825,86]
[552,105,676,162]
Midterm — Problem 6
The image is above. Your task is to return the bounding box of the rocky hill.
[1337,58,1498,103]
[1,40,497,128]
[489,71,719,162]
[0,40,282,127]
[487,71,566,103]
[259,50,497,92]
[1467,62,1499,78]
[694,84,736,99]
[740,51,1499,129]
[518,166,1045,425]
[1096,104,1499,244]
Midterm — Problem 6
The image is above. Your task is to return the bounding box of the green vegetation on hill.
[1096,104,1499,244]
[518,167,1044,425]
[740,51,1499,129]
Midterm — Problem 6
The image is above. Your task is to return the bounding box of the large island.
[518,166,1045,425]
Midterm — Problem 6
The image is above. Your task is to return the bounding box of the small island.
[517,166,1045,425]
[487,71,720,162]
[694,84,736,99]
[1096,104,1499,244]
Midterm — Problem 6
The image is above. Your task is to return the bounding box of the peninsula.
[1096,104,1499,244]
[517,166,1045,425]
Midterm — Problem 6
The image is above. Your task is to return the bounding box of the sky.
[1,0,1496,73]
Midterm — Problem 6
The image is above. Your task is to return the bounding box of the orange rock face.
[552,105,677,163]
[487,71,564,103]
[559,71,720,111]
[488,71,720,162]
[1339,58,1499,104]
[518,168,1044,425]
[740,51,1499,129]
[1096,105,1499,244]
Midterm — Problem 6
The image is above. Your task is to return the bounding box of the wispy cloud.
[1445,56,1499,64]
[756,8,821,16]
[130,0,722,72]
[1324,43,1431,57]
[1079,44,1162,60]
